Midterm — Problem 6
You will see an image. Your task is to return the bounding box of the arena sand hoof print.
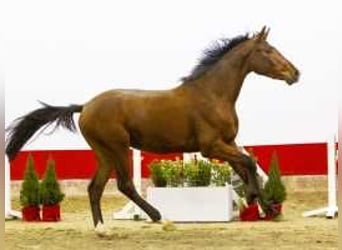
[94,223,129,240]
[161,220,177,231]
[94,223,111,238]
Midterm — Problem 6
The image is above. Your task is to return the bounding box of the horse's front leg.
[200,140,264,206]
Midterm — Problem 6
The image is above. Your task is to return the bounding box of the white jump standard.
[302,136,338,218]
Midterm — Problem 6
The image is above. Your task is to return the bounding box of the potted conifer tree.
[20,154,41,221]
[40,158,65,221]
[262,152,287,220]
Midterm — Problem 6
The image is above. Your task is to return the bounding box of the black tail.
[5,102,83,161]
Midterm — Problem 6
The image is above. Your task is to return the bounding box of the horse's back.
[79,87,197,152]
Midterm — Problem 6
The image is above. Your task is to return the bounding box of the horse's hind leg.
[102,144,161,222]
[79,128,115,227]
[87,158,112,227]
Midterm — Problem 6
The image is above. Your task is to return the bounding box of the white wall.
[4,0,340,149]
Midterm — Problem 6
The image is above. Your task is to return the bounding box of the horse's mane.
[182,34,250,82]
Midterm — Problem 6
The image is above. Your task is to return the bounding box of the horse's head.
[247,26,300,85]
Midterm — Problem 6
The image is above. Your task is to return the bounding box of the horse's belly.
[129,128,198,153]
[135,143,200,154]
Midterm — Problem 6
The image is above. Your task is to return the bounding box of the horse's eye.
[257,48,271,54]
[263,49,272,55]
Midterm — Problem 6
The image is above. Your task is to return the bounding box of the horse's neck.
[195,51,250,104]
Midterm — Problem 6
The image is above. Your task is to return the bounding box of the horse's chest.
[213,110,239,140]
[220,118,238,138]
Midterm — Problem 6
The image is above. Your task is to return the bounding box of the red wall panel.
[9,143,333,180]
[244,143,328,175]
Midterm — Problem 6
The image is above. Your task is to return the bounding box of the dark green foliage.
[40,158,65,205]
[263,152,287,204]
[20,154,40,206]
[164,160,184,187]
[211,160,232,186]
[150,160,184,187]
[149,159,233,187]
[149,160,168,187]
[185,160,211,187]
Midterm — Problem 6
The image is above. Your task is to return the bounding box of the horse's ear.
[260,26,267,36]
[255,26,268,42]
[264,27,270,40]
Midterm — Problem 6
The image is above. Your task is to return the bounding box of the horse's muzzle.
[286,69,300,85]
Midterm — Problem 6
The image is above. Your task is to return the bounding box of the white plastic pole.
[302,136,338,218]
[133,149,142,195]
[183,152,203,162]
[5,157,11,217]
[5,156,21,219]
[326,136,338,218]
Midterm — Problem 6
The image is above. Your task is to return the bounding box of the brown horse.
[6,26,299,227]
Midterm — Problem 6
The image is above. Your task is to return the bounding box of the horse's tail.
[5,102,83,161]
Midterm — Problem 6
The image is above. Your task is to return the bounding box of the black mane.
[182,34,250,82]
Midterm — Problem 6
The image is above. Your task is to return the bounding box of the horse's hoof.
[151,211,162,222]
[246,195,258,205]
[95,223,110,237]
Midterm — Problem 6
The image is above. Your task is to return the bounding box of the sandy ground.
[5,192,338,250]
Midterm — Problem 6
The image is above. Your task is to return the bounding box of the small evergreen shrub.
[40,158,65,205]
[263,152,287,204]
[20,154,40,207]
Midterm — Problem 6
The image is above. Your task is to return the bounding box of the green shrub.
[40,158,65,205]
[164,160,184,187]
[20,154,40,207]
[149,158,234,187]
[263,152,287,204]
[211,160,232,186]
[150,159,184,187]
[184,160,211,187]
[149,160,168,187]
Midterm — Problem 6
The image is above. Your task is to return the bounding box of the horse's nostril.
[292,69,300,82]
[295,69,300,78]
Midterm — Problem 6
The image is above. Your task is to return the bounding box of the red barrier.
[244,143,328,175]
[10,143,331,180]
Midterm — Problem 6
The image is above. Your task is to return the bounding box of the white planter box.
[146,185,233,222]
